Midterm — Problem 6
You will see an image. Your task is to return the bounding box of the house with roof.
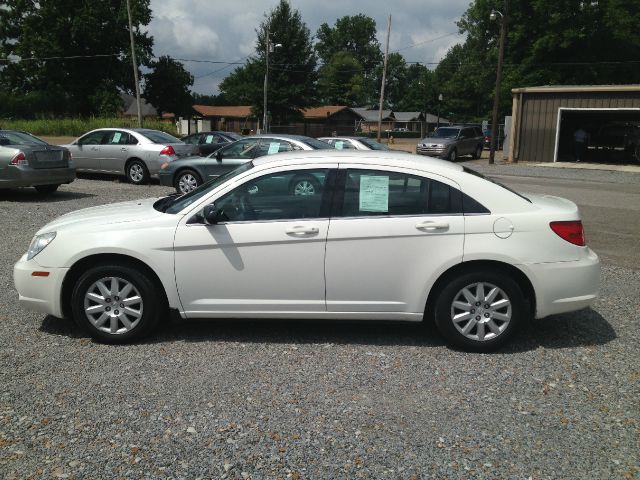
[190,105,257,134]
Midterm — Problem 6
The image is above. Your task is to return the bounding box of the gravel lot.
[1,167,638,479]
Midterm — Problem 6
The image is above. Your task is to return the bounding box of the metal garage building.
[508,85,640,163]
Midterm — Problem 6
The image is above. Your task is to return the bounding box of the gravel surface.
[1,170,638,479]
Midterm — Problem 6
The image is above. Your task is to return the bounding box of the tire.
[448,148,457,162]
[473,145,483,160]
[126,159,149,185]
[289,175,321,196]
[433,270,526,352]
[71,264,162,344]
[175,169,202,194]
[34,184,60,194]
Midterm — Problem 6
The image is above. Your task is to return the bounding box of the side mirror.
[203,203,224,225]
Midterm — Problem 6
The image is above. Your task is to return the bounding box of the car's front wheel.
[175,169,202,194]
[126,159,149,185]
[448,148,457,162]
[433,270,526,352]
[71,264,162,343]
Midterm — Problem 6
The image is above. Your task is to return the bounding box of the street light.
[437,93,443,129]
[489,2,508,164]
[263,30,282,133]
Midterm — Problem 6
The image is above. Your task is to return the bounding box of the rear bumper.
[13,254,67,318]
[0,166,76,188]
[526,248,601,318]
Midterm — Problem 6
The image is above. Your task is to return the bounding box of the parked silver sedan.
[0,130,75,194]
[64,128,192,184]
[318,136,390,151]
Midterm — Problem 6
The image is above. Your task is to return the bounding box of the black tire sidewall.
[35,184,60,194]
[434,270,525,352]
[449,149,457,161]
[127,160,149,185]
[71,264,160,343]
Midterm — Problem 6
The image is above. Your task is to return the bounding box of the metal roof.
[512,85,640,94]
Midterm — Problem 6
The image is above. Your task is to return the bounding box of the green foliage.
[0,0,153,117]
[317,52,365,105]
[220,0,317,124]
[0,118,178,137]
[144,56,194,116]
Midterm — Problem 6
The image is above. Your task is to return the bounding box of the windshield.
[159,162,255,214]
[359,138,389,150]
[300,137,333,149]
[139,130,182,144]
[463,166,531,202]
[432,128,460,139]
[0,131,48,146]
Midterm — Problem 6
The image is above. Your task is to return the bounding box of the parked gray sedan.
[159,134,332,193]
[417,126,484,161]
[0,130,75,194]
[64,128,193,184]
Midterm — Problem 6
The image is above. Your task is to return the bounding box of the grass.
[0,117,179,137]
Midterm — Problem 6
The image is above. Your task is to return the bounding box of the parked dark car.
[587,122,640,162]
[417,126,484,161]
[483,129,504,149]
[181,131,243,157]
[159,134,333,194]
[0,130,75,193]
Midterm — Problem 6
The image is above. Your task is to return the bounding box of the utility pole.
[126,0,143,127]
[377,15,391,143]
[489,0,508,164]
[263,29,270,134]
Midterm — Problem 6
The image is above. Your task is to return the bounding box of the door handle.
[120,148,128,152]
[415,220,449,231]
[91,147,99,151]
[285,226,319,236]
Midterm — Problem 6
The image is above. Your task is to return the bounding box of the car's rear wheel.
[126,159,149,185]
[34,184,60,194]
[175,169,202,194]
[289,175,321,196]
[448,148,457,162]
[434,270,525,352]
[473,145,483,159]
[71,264,161,343]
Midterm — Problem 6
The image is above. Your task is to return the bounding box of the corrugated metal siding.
[516,92,640,162]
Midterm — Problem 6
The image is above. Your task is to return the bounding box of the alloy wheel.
[450,281,512,342]
[178,173,199,193]
[83,276,143,335]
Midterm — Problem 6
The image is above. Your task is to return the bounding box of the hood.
[420,138,455,146]
[37,197,166,234]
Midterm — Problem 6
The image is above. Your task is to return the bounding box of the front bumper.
[416,145,448,157]
[158,170,175,188]
[526,248,601,318]
[13,254,68,318]
[0,166,76,189]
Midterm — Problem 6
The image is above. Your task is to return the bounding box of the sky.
[146,0,471,95]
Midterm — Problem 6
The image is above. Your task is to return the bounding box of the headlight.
[27,232,56,260]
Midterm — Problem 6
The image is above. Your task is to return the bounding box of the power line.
[391,32,462,54]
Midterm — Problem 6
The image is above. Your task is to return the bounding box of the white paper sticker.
[205,134,214,144]
[112,132,122,143]
[359,175,389,212]
[267,142,280,154]
[335,141,344,150]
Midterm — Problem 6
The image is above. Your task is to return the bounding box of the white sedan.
[13,151,600,351]
[318,136,389,151]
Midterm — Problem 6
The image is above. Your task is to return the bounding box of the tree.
[220,0,317,125]
[0,0,153,117]
[315,14,382,105]
[317,52,365,105]
[436,0,640,121]
[143,56,193,116]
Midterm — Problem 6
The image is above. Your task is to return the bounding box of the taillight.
[550,221,586,246]
[10,152,27,166]
[159,145,176,156]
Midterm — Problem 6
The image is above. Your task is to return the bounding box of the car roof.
[251,150,463,174]
[318,136,370,141]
